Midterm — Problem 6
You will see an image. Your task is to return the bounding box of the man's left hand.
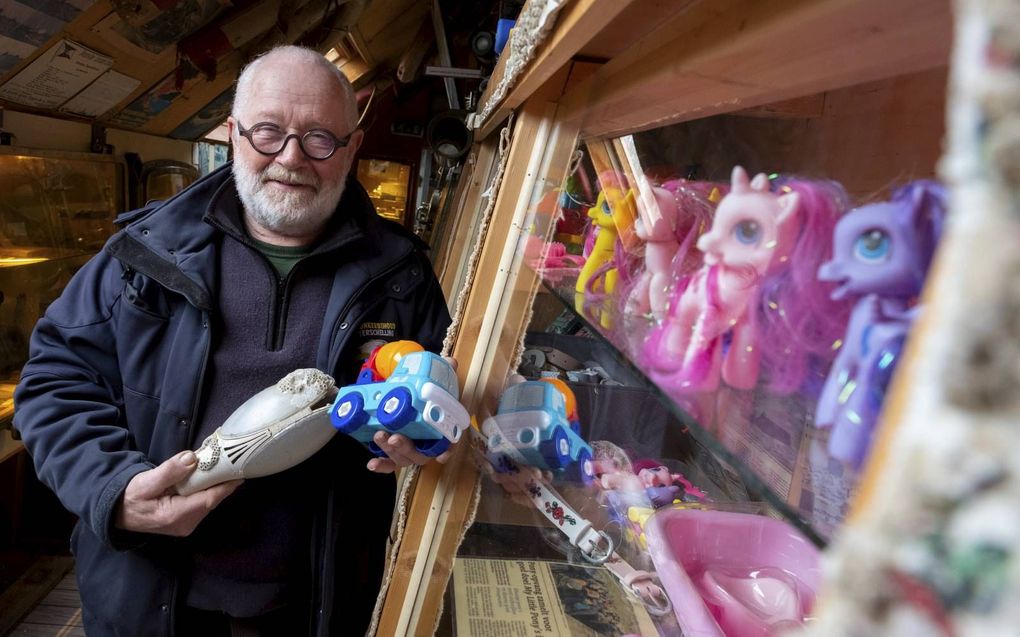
[367,432,454,473]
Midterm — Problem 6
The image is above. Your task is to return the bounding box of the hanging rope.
[474,0,566,127]
[441,113,516,357]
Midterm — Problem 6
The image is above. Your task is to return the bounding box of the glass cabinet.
[0,149,125,431]
[379,1,954,634]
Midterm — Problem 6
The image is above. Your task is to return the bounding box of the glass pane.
[434,140,503,305]
[357,158,411,222]
[0,152,124,427]
[442,66,948,635]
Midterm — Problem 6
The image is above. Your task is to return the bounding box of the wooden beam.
[0,431,24,465]
[360,5,431,71]
[357,0,424,42]
[375,66,576,637]
[396,19,434,84]
[475,0,641,140]
[734,93,827,119]
[559,0,951,139]
[420,78,583,635]
[434,141,499,297]
[338,57,372,84]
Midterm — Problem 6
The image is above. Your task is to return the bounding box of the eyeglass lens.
[247,125,339,159]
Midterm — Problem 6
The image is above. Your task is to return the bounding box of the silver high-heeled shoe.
[176,368,338,495]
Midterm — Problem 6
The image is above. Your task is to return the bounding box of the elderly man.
[14,45,451,636]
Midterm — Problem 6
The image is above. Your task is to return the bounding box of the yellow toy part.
[606,186,640,252]
[374,340,425,378]
[576,187,638,327]
[628,505,656,549]
[538,377,578,421]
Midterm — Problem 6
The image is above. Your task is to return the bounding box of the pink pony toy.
[643,166,848,394]
[626,186,682,322]
[627,181,719,322]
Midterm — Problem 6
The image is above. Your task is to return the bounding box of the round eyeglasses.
[236,121,353,160]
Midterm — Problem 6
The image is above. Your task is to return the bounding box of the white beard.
[233,161,346,238]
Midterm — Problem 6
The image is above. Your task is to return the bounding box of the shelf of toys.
[377,1,961,635]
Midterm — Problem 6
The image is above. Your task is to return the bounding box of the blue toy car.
[482,380,595,483]
[330,350,468,457]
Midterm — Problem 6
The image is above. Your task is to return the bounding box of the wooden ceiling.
[0,0,429,141]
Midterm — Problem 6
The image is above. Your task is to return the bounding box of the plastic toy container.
[643,508,821,636]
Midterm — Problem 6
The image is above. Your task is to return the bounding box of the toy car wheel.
[414,437,452,457]
[377,387,417,431]
[366,441,388,457]
[331,392,368,434]
[540,426,573,470]
[575,448,595,485]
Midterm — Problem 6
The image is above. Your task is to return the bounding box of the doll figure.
[626,186,682,321]
[634,460,708,507]
[815,181,945,469]
[643,166,848,395]
[627,180,719,322]
[575,185,637,327]
[595,452,707,510]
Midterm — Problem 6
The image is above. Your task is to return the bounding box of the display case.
[357,157,415,224]
[373,1,956,635]
[0,148,125,431]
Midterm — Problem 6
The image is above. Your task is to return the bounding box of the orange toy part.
[538,377,577,421]
[373,340,424,379]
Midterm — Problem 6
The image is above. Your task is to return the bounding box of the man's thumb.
[143,451,198,494]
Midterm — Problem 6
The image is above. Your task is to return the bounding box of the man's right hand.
[114,450,242,536]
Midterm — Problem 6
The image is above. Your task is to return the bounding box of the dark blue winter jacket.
[13,163,451,636]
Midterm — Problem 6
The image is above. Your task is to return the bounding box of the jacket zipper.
[325,249,416,373]
[268,261,292,352]
[314,250,418,635]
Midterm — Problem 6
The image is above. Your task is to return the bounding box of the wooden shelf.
[0,431,24,466]
[559,0,951,139]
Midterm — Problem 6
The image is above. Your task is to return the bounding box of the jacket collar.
[106,162,419,311]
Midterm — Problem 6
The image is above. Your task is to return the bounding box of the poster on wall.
[0,39,112,109]
[0,1,98,76]
[169,86,235,140]
[61,69,140,118]
[106,60,202,129]
[89,12,171,62]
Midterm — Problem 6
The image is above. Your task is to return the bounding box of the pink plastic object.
[627,185,682,321]
[644,509,821,637]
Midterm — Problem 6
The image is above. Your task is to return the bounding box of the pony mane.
[755,177,852,393]
[891,180,947,294]
[663,179,723,280]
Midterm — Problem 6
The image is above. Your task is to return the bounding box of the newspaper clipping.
[452,558,659,636]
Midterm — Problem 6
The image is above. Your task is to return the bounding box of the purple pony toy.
[815,181,946,469]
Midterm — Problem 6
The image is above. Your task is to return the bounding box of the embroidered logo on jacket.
[358,321,396,338]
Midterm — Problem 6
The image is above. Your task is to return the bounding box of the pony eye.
[601,200,612,215]
[733,220,760,245]
[854,229,890,262]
